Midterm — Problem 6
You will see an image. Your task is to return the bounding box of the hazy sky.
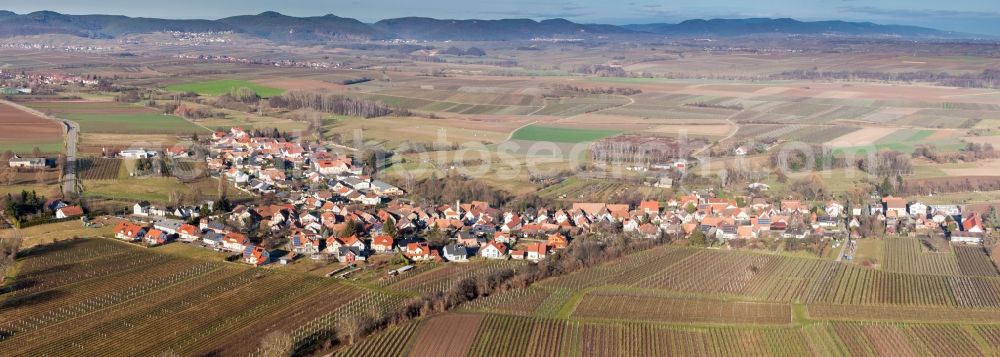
[4,0,1000,35]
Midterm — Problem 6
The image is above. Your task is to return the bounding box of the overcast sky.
[5,0,1000,35]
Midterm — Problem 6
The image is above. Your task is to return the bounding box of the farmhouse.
[952,231,985,245]
[55,205,84,219]
[8,157,46,168]
[119,148,157,159]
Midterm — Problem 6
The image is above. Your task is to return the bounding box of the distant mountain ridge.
[372,17,631,41]
[624,18,967,38]
[0,11,979,41]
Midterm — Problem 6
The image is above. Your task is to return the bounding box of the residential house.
[243,245,270,266]
[55,205,84,219]
[930,205,962,216]
[202,232,224,248]
[371,234,395,253]
[405,242,431,261]
[178,224,202,242]
[781,228,809,239]
[335,246,366,263]
[525,242,547,262]
[547,233,569,249]
[143,229,170,246]
[883,197,907,217]
[223,232,250,252]
[909,201,929,217]
[326,235,365,254]
[963,214,985,233]
[133,201,152,216]
[114,221,147,241]
[289,231,323,254]
[480,241,508,260]
[153,218,185,235]
[443,244,469,262]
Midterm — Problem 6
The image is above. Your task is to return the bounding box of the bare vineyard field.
[389,260,525,294]
[408,314,483,357]
[76,158,122,180]
[335,321,420,357]
[540,245,696,290]
[808,304,1000,323]
[883,238,960,276]
[573,292,792,325]
[463,286,552,316]
[955,245,1000,276]
[0,238,370,356]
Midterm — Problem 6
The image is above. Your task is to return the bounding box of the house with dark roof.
[443,244,469,262]
[335,246,366,263]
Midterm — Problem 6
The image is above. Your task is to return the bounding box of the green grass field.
[165,79,285,97]
[510,125,620,143]
[64,113,209,134]
[833,129,964,156]
[0,141,63,154]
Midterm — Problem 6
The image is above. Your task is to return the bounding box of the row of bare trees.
[550,84,641,96]
[268,91,392,118]
[774,69,1000,89]
[856,150,913,177]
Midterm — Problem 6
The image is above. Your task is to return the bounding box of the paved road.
[1,100,79,196]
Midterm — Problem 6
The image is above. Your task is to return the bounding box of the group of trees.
[856,150,913,177]
[268,91,392,118]
[392,173,513,208]
[169,103,224,119]
[773,69,1000,89]
[228,87,260,104]
[2,190,46,224]
[572,64,627,78]
[902,177,1000,195]
[550,84,641,96]
[114,90,142,103]
[685,101,744,110]
[0,230,21,285]
[789,173,828,200]
[913,143,999,163]
[590,136,698,166]
[341,77,373,85]
[439,47,487,57]
[769,144,844,173]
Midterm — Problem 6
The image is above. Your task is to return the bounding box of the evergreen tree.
[688,229,707,247]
